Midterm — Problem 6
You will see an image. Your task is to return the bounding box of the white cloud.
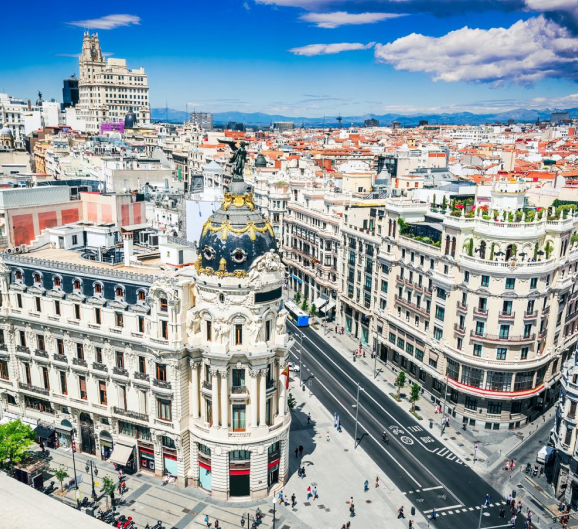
[243,2,251,9]
[301,11,404,28]
[374,16,578,85]
[68,14,141,30]
[289,42,375,56]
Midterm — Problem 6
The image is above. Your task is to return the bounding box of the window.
[94,282,102,294]
[16,293,22,308]
[512,401,522,414]
[446,358,459,380]
[530,277,538,289]
[76,343,84,360]
[499,325,510,339]
[0,360,8,380]
[505,278,515,290]
[95,347,102,363]
[79,376,87,400]
[54,276,61,288]
[389,332,395,344]
[59,371,67,395]
[116,351,124,368]
[160,298,168,312]
[115,312,124,327]
[433,327,443,341]
[232,368,245,388]
[34,297,41,312]
[485,371,512,392]
[406,343,414,356]
[514,371,534,392]
[521,347,529,360]
[206,320,212,342]
[437,288,447,300]
[37,335,45,351]
[157,399,172,421]
[232,405,246,431]
[138,290,146,302]
[265,320,271,342]
[95,308,101,325]
[464,271,470,283]
[156,364,167,381]
[415,349,424,361]
[118,386,127,410]
[72,235,78,245]
[465,397,477,411]
[524,324,532,339]
[74,304,81,320]
[502,300,512,315]
[496,348,507,360]
[429,356,438,369]
[487,401,502,415]
[473,344,482,357]
[235,324,243,345]
[397,337,405,350]
[115,286,124,299]
[475,321,485,335]
[54,300,61,315]
[73,279,81,291]
[99,381,107,405]
[15,270,22,281]
[57,339,64,356]
[435,305,445,321]
[161,320,168,340]
[162,436,176,449]
[462,366,483,388]
[138,315,145,333]
[481,275,489,287]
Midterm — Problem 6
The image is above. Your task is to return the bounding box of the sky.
[1,0,578,117]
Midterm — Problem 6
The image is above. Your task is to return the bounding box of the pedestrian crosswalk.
[422,501,509,517]
[431,446,464,465]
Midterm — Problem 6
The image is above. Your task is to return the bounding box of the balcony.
[454,324,466,335]
[92,362,108,372]
[232,385,248,394]
[202,380,212,391]
[153,378,172,390]
[266,379,276,392]
[470,330,536,343]
[0,343,7,351]
[394,295,430,317]
[19,382,49,396]
[112,406,149,423]
[473,307,488,317]
[35,349,49,359]
[16,345,30,354]
[524,311,538,320]
[53,354,67,364]
[498,311,516,320]
[72,357,88,367]
[113,366,129,377]
[457,303,467,312]
[134,371,149,382]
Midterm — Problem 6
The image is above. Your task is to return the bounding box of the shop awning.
[291,275,302,284]
[109,443,134,466]
[34,425,55,439]
[321,300,336,313]
[54,424,73,434]
[429,351,439,362]
[313,297,328,310]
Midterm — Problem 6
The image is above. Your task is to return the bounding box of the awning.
[292,275,302,284]
[34,425,55,439]
[429,351,439,362]
[54,424,73,434]
[313,297,328,310]
[109,443,135,466]
[321,300,336,313]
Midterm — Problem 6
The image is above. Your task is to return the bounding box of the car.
[288,362,300,372]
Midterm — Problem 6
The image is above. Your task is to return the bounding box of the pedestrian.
[517,500,522,514]
[39,440,45,453]
[524,520,530,529]
[307,486,312,500]
[510,515,516,528]
[240,514,246,528]
[398,506,405,519]
[297,467,302,479]
[349,503,355,517]
[485,494,491,507]
[346,522,350,529]
[214,521,219,529]
[364,480,369,492]
[430,508,437,520]
[510,460,514,471]
[313,487,318,500]
[295,447,298,458]
[291,493,296,508]
[326,431,330,442]
[375,477,379,488]
[307,413,311,424]
[298,444,303,457]
[506,494,512,506]
[204,514,210,528]
[409,520,414,528]
[278,490,284,504]
[300,466,306,479]
[527,509,533,521]
[504,460,510,471]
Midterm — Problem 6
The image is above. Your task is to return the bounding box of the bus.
[284,300,310,327]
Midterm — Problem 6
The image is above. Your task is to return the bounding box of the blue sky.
[1,0,578,116]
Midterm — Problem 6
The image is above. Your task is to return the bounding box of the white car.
[288,362,300,372]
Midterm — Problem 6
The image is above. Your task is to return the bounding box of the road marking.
[400,436,414,445]
[421,486,444,492]
[424,505,463,514]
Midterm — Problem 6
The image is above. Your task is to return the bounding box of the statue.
[186,310,201,336]
[276,309,288,336]
[249,250,282,284]
[218,139,247,181]
[247,320,262,344]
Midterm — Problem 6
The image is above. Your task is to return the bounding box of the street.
[289,320,527,529]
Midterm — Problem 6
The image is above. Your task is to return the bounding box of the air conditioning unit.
[14,246,21,253]
[148,234,159,248]
[5,248,13,254]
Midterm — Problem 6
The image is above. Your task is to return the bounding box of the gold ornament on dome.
[194,254,249,278]
[201,218,274,241]
[221,192,255,211]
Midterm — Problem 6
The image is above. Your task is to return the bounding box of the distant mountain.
[151,107,578,127]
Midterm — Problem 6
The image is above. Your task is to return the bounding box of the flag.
[282,366,290,390]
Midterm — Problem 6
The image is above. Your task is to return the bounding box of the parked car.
[288,362,300,372]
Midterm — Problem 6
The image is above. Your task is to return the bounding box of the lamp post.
[85,460,99,500]
[353,382,363,449]
[298,328,304,378]
[373,332,378,379]
[272,497,277,529]
[441,375,449,434]
[71,430,80,509]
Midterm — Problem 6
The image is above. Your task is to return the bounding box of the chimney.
[123,232,134,267]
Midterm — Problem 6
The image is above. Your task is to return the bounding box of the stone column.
[210,368,219,427]
[249,369,259,428]
[278,361,287,417]
[220,368,229,429]
[191,361,200,419]
[259,369,267,427]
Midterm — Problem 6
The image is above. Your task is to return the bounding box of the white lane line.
[438,448,449,457]
[421,486,444,492]
[301,357,423,488]
[289,325,465,506]
[424,505,463,514]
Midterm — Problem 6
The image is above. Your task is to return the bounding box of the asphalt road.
[289,321,526,529]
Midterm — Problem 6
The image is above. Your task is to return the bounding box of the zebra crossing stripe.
[431,447,439,454]
[438,448,449,457]
[446,454,456,461]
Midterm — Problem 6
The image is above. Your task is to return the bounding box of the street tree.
[0,419,35,468]
[301,299,308,312]
[395,371,406,399]
[310,303,317,321]
[410,383,420,412]
[294,291,301,304]
[52,465,69,491]
[287,392,296,410]
[101,475,116,509]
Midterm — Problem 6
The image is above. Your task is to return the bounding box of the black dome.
[197,181,277,276]
[124,108,137,129]
[254,153,267,168]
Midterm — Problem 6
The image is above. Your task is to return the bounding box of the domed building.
[124,108,138,130]
[182,178,291,499]
[254,152,267,168]
[0,124,14,149]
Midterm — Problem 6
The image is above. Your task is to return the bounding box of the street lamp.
[272,497,277,529]
[71,430,80,509]
[441,375,449,434]
[298,328,304,378]
[85,460,99,500]
[353,382,364,449]
[373,332,378,379]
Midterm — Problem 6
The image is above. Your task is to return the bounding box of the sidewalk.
[305,321,556,478]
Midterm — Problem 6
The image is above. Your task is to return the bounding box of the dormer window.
[15,270,22,281]
[94,282,103,295]
[73,279,82,292]
[53,276,61,288]
[137,290,146,302]
[33,273,41,285]
[115,286,124,299]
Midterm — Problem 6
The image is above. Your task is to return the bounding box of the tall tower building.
[183,177,291,499]
[78,32,150,132]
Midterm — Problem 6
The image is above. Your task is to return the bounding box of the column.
[250,369,259,428]
[191,362,200,419]
[278,362,286,417]
[220,369,229,429]
[259,369,267,427]
[211,368,219,427]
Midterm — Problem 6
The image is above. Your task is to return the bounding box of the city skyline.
[1,1,578,117]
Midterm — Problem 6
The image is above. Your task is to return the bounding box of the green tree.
[441,196,447,209]
[545,241,553,259]
[287,392,296,410]
[395,371,406,399]
[432,194,437,207]
[0,419,35,468]
[410,383,420,412]
[310,303,317,320]
[52,465,69,491]
[397,218,409,234]
[101,475,116,509]
[301,299,309,312]
[294,291,301,304]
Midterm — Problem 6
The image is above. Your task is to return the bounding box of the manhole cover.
[366,500,372,504]
[344,449,349,452]
[304,502,311,506]
[517,484,524,489]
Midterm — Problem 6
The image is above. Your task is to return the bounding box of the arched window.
[115,286,124,299]
[505,244,514,260]
[444,236,450,255]
[73,279,82,291]
[137,290,146,302]
[33,273,41,284]
[53,276,62,288]
[15,270,22,281]
[94,282,103,294]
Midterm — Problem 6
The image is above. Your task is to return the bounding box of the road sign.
[94,481,100,487]
[474,443,479,451]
